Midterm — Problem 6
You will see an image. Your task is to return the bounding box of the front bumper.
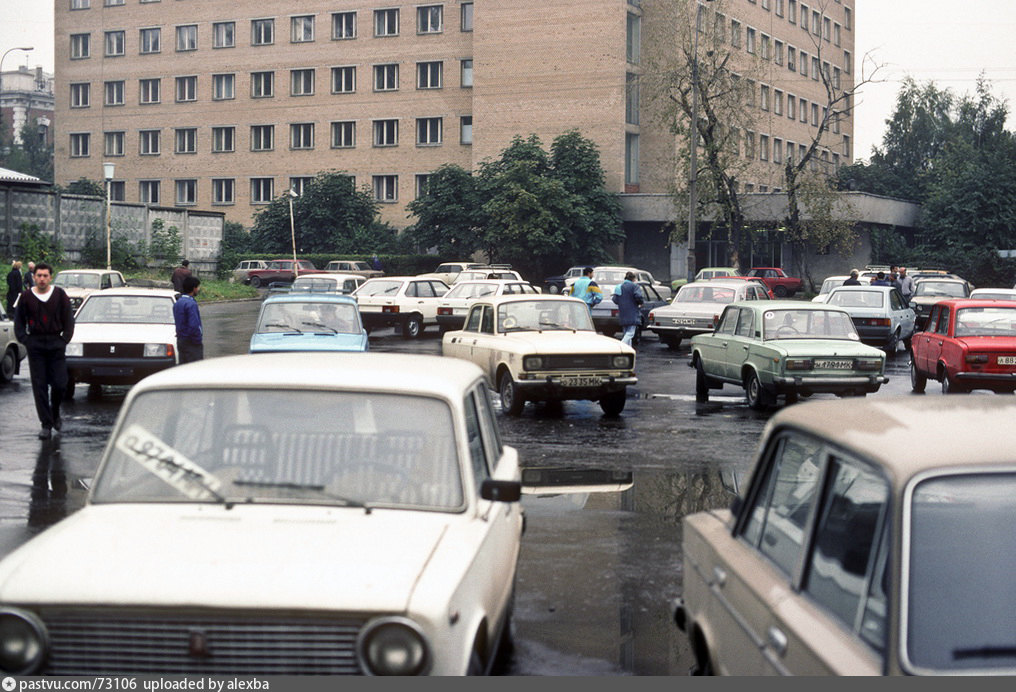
[68,357,176,385]
[772,373,888,395]
[514,373,637,400]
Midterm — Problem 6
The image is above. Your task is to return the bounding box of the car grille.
[82,343,146,358]
[38,609,366,675]
[538,355,618,370]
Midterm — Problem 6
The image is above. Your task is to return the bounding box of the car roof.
[735,299,846,311]
[915,277,966,283]
[262,292,358,305]
[970,288,1016,297]
[57,269,118,275]
[480,293,585,306]
[765,396,1016,477]
[922,298,1016,309]
[828,285,896,292]
[81,287,177,298]
[295,273,363,281]
[686,279,757,289]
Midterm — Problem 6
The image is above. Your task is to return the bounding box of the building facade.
[53,0,854,234]
[1,65,54,149]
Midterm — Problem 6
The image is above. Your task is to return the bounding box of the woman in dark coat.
[6,261,23,314]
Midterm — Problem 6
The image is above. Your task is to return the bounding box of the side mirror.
[730,495,743,518]
[481,479,521,503]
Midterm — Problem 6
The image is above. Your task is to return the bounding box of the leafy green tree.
[148,218,182,267]
[405,164,485,257]
[63,178,105,197]
[16,224,63,266]
[0,123,54,182]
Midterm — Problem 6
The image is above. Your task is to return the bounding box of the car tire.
[0,347,15,383]
[774,285,788,298]
[250,276,263,288]
[695,359,710,402]
[64,376,76,401]
[663,336,682,350]
[599,389,627,416]
[903,335,913,352]
[547,284,560,294]
[942,372,967,395]
[910,359,927,393]
[401,314,423,339]
[499,372,526,416]
[884,331,899,356]
[744,371,770,411]
[466,645,485,676]
[86,383,103,399]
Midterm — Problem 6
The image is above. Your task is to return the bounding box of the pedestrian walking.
[897,266,915,306]
[6,260,23,314]
[171,259,192,293]
[612,272,645,346]
[23,261,35,289]
[173,275,203,363]
[570,267,603,312]
[371,255,382,272]
[13,262,75,440]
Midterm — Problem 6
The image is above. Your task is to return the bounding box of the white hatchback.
[351,276,450,338]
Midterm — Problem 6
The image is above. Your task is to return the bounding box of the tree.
[62,178,105,197]
[0,123,53,182]
[405,164,485,257]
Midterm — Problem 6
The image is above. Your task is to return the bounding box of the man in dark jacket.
[5,260,22,313]
[14,262,75,439]
[171,259,192,293]
[612,272,645,346]
[173,275,203,363]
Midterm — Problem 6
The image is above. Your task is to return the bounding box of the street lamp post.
[686,1,713,284]
[103,162,115,270]
[0,46,34,144]
[287,188,299,277]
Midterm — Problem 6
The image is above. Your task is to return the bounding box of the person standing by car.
[13,262,75,440]
[171,259,192,294]
[843,269,861,286]
[897,267,915,306]
[571,267,603,312]
[23,261,35,289]
[870,271,891,287]
[173,275,203,363]
[6,260,23,313]
[612,272,645,346]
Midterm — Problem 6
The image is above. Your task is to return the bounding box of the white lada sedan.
[442,294,637,416]
[0,352,524,676]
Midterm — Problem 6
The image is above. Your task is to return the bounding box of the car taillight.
[785,358,814,371]
[610,309,618,317]
[856,359,881,371]
[872,318,891,326]
[965,354,989,363]
[648,311,656,324]
[712,314,720,327]
[437,307,452,315]
[382,305,400,313]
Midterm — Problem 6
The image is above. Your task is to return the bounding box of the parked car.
[64,287,178,398]
[569,266,671,301]
[909,277,972,331]
[590,281,668,339]
[417,262,488,286]
[709,275,776,299]
[811,275,851,302]
[647,279,771,350]
[0,302,28,383]
[230,259,268,283]
[244,259,318,288]
[436,280,539,333]
[53,269,127,311]
[674,395,1016,675]
[289,272,367,295]
[690,301,888,409]
[441,294,637,416]
[970,287,1016,301]
[823,285,916,354]
[745,267,803,298]
[249,293,368,354]
[543,266,587,294]
[322,260,384,279]
[0,352,524,675]
[351,276,450,339]
[910,298,1016,394]
[672,267,741,293]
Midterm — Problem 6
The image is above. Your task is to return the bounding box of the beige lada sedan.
[674,395,1016,675]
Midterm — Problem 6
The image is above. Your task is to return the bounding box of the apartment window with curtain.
[104,131,125,157]
[627,13,641,64]
[331,121,356,148]
[251,178,275,204]
[212,179,234,205]
[105,30,125,57]
[250,125,274,151]
[374,64,398,91]
[625,132,639,186]
[417,5,442,34]
[373,119,399,147]
[415,174,431,199]
[373,175,398,202]
[139,180,160,204]
[460,59,473,87]
[213,22,235,48]
[251,18,274,45]
[175,76,197,102]
[332,66,356,93]
[139,129,160,155]
[460,116,472,144]
[104,80,125,106]
[174,128,197,154]
[70,83,90,108]
[417,61,442,89]
[212,74,235,100]
[333,12,356,39]
[175,179,197,205]
[416,117,442,145]
[140,28,161,54]
[212,126,235,153]
[461,3,473,31]
[290,123,315,149]
[291,69,315,96]
[71,34,91,59]
[139,78,160,104]
[251,71,274,98]
[176,25,197,51]
[375,9,399,36]
[291,16,314,42]
[626,73,639,125]
[70,133,90,157]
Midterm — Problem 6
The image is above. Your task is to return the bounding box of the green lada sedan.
[690,301,889,409]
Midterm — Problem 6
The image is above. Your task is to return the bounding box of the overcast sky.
[2,0,1015,162]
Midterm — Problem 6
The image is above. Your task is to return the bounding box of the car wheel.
[499,372,526,416]
[547,284,560,294]
[774,285,788,298]
[599,390,626,416]
[910,359,927,393]
[250,276,263,288]
[884,331,899,356]
[0,347,15,383]
[744,371,770,411]
[942,372,967,395]
[466,645,485,676]
[86,383,103,399]
[903,335,913,352]
[401,314,423,339]
[64,376,76,401]
[663,336,682,350]
[784,391,800,405]
[695,359,710,402]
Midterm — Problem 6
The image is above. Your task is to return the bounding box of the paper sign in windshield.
[115,424,223,501]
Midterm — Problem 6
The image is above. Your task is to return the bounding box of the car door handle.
[767,626,788,657]
[712,566,727,587]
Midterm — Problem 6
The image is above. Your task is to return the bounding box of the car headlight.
[65,343,83,357]
[357,617,430,676]
[523,356,543,370]
[612,355,632,369]
[143,343,172,358]
[0,607,48,675]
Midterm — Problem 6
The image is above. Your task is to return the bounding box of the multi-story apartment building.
[53,0,853,232]
[1,65,54,148]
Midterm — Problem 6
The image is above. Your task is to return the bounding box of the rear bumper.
[68,356,176,384]
[954,371,1016,389]
[772,374,888,394]
[436,314,467,330]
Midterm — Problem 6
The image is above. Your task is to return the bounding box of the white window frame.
[175,25,197,52]
[251,18,275,46]
[417,5,443,34]
[212,178,234,205]
[104,30,125,57]
[416,117,442,146]
[175,179,197,206]
[373,119,399,147]
[461,2,473,31]
[70,133,90,158]
[332,12,356,39]
[104,80,125,106]
[139,180,160,204]
[212,73,235,100]
[331,66,356,94]
[374,8,399,37]
[174,127,197,154]
[139,129,160,155]
[250,125,275,152]
[139,27,161,54]
[374,64,399,91]
[213,22,235,48]
[290,123,315,149]
[290,69,315,96]
[104,130,125,157]
[460,115,472,144]
[70,83,90,108]
[417,61,442,89]
[291,15,314,43]
[251,177,275,204]
[251,71,274,98]
[211,126,235,153]
[461,59,473,87]
[331,121,356,148]
[372,175,398,202]
[175,76,197,102]
[70,34,90,59]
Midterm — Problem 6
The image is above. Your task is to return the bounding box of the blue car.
[249,294,368,353]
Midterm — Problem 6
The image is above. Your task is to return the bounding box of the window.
[744,130,755,159]
[211,126,234,153]
[713,12,726,42]
[625,132,639,186]
[212,178,234,205]
[787,45,796,71]
[626,73,639,125]
[175,76,197,102]
[800,3,809,29]
[139,129,160,155]
[331,121,355,148]
[251,178,274,204]
[70,33,90,59]
[461,59,473,87]
[833,66,841,90]
[289,177,313,197]
[834,22,841,46]
[730,20,741,48]
[251,71,274,98]
[105,30,125,57]
[70,83,90,108]
[251,18,274,45]
[70,133,90,157]
[844,50,852,74]
[843,135,850,158]
[140,27,160,54]
[139,180,160,204]
[773,138,782,163]
[844,7,852,30]
[290,123,314,149]
[761,85,770,111]
[787,94,796,119]
[104,131,125,156]
[761,34,771,60]
[415,174,431,198]
[461,2,473,31]
[812,56,820,80]
[374,9,399,36]
[811,9,820,35]
[174,128,197,154]
[331,66,355,93]
[627,13,641,63]
[213,22,235,48]
[176,25,197,51]
[799,143,807,161]
[460,116,472,144]
[175,179,197,205]
[799,51,807,76]
[788,0,796,23]
[374,64,398,91]
[291,15,314,42]
[800,98,808,122]
[105,0,124,5]
[812,102,819,126]
[746,27,756,54]
[373,119,398,146]
[417,5,442,33]
[760,134,769,161]
[416,117,442,145]
[290,69,315,96]
[746,79,756,106]
[774,89,783,115]
[212,74,234,100]
[250,125,274,151]
[823,16,831,40]
[332,12,356,39]
[104,80,125,106]
[774,39,784,65]
[417,61,442,89]
[71,0,90,8]
[373,175,398,202]
[775,0,784,16]
[785,140,794,163]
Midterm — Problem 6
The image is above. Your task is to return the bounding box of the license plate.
[998,356,1016,365]
[671,318,695,325]
[560,376,602,387]
[815,359,853,370]
[93,366,133,376]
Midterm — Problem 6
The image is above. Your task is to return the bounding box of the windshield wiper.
[953,646,1016,660]
[233,479,372,512]
[142,453,232,508]
[264,322,301,333]
[302,321,337,334]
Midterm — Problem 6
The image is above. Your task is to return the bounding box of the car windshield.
[826,290,885,309]
[497,300,594,332]
[675,285,737,303]
[762,309,858,340]
[906,472,1016,672]
[91,389,463,511]
[256,301,360,334]
[915,281,967,298]
[292,278,341,293]
[820,278,846,294]
[446,283,498,299]
[455,272,490,283]
[594,270,628,284]
[54,273,101,289]
[355,280,402,296]
[76,295,175,324]
[971,292,1016,301]
[953,306,1016,337]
